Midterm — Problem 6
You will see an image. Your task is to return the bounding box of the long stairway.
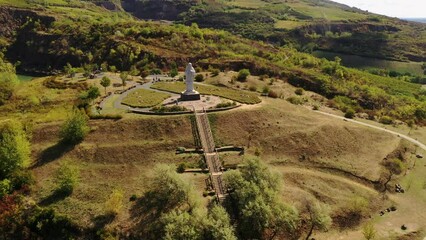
[195,110,226,201]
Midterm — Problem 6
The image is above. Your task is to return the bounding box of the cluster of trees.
[6,9,424,124]
[136,158,334,240]
[287,54,426,125]
[224,158,299,239]
[137,164,236,239]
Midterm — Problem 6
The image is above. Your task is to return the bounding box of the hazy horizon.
[331,0,426,18]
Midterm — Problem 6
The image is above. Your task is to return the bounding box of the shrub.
[237,69,250,82]
[210,69,220,77]
[0,179,10,199]
[26,207,81,239]
[249,85,257,92]
[151,105,188,113]
[262,86,270,94]
[0,70,18,105]
[344,109,355,119]
[105,189,124,215]
[10,169,34,190]
[384,158,406,175]
[347,196,369,215]
[80,86,100,101]
[362,223,377,240]
[150,69,161,75]
[254,148,261,156]
[60,110,90,144]
[54,163,79,194]
[329,96,359,112]
[89,113,122,120]
[170,68,178,78]
[195,74,204,82]
[268,90,278,98]
[313,105,319,110]
[286,96,305,105]
[129,194,137,201]
[295,88,304,95]
[177,163,186,173]
[259,74,268,81]
[380,116,393,125]
[216,101,237,108]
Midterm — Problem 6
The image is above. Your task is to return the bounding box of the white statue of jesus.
[184,63,196,94]
[180,63,200,101]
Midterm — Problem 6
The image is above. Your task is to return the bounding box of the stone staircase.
[195,110,226,201]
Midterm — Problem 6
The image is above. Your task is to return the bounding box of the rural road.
[315,111,426,151]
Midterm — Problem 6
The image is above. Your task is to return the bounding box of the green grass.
[226,0,268,9]
[121,88,170,108]
[17,74,35,82]
[349,68,421,97]
[0,0,77,7]
[0,77,78,123]
[285,1,367,21]
[0,0,30,7]
[313,50,424,76]
[274,20,306,30]
[151,82,261,104]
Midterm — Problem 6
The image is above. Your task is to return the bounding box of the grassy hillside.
[0,3,424,124]
[1,0,425,62]
[0,2,425,239]
[120,0,426,62]
[28,98,412,238]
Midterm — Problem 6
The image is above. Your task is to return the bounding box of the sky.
[330,0,426,18]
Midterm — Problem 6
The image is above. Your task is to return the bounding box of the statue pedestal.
[180,91,201,101]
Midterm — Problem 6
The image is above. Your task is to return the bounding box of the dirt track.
[314,111,426,151]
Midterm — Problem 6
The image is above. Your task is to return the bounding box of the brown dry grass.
[29,96,423,239]
[210,98,400,182]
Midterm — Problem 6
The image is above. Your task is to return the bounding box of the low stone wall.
[205,105,240,113]
[216,146,244,152]
[130,109,192,115]
[130,104,241,115]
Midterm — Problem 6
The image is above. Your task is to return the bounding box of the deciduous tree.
[0,120,30,179]
[54,162,79,194]
[305,201,332,240]
[60,109,89,144]
[120,71,128,90]
[100,76,111,95]
[224,158,299,239]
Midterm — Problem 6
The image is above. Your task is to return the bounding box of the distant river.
[17,74,36,82]
[312,50,423,76]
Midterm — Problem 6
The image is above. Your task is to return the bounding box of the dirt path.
[314,111,426,151]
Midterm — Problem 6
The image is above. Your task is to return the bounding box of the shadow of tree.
[127,192,168,239]
[39,189,71,206]
[92,213,116,230]
[31,142,75,169]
